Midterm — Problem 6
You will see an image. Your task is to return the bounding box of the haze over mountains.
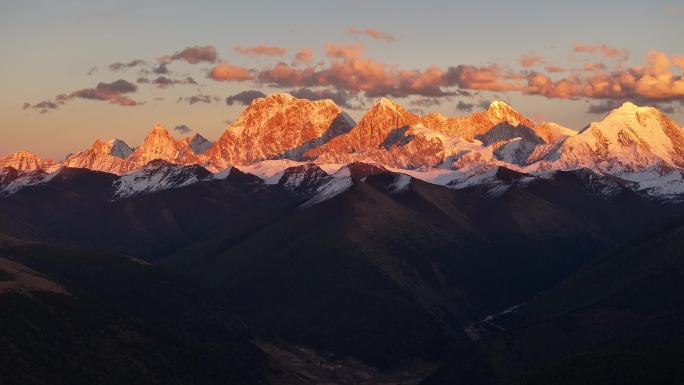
[2,93,684,384]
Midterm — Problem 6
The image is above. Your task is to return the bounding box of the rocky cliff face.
[205,93,355,170]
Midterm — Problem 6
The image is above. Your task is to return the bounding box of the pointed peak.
[374,97,400,108]
[190,133,207,141]
[261,92,295,103]
[152,123,169,133]
[108,138,129,146]
[488,100,513,112]
[617,101,639,111]
[14,149,37,156]
[607,101,662,119]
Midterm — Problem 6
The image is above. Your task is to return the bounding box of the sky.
[1,0,683,159]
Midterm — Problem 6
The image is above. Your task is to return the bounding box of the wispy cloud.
[235,45,286,57]
[293,48,313,65]
[574,43,628,60]
[162,45,219,64]
[348,27,396,42]
[173,124,192,134]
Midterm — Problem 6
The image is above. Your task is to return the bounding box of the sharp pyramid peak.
[487,100,516,114]
[606,101,662,120]
[151,123,169,132]
[617,101,639,111]
[261,92,295,103]
[374,97,400,108]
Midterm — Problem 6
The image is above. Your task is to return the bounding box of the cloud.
[673,55,684,71]
[69,79,141,106]
[452,51,684,102]
[164,45,218,64]
[294,48,313,65]
[583,62,607,71]
[109,59,146,71]
[178,94,219,105]
[348,27,396,42]
[151,76,197,88]
[574,43,628,60]
[23,100,60,114]
[173,124,192,134]
[411,97,443,108]
[445,64,524,92]
[588,99,677,114]
[544,65,566,73]
[225,90,266,106]
[256,55,458,98]
[209,62,253,81]
[87,66,98,76]
[289,87,362,109]
[152,63,170,74]
[456,101,475,112]
[520,53,545,68]
[235,45,287,57]
[325,43,364,60]
[587,100,621,114]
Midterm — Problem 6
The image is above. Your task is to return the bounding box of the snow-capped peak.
[374,97,401,110]
[185,133,212,154]
[546,101,684,174]
[486,100,528,126]
[127,124,201,167]
[63,138,134,174]
[108,139,134,158]
[0,150,56,172]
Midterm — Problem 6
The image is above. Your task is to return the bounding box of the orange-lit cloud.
[449,51,684,102]
[583,62,607,71]
[293,48,313,65]
[325,43,364,60]
[520,53,545,67]
[205,42,683,103]
[545,65,566,73]
[445,65,524,92]
[209,62,253,81]
[257,62,316,87]
[673,55,684,71]
[574,43,628,60]
[526,51,684,100]
[235,45,287,56]
[348,27,396,42]
[256,54,456,98]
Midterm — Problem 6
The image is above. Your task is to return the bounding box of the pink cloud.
[235,45,287,57]
[293,48,313,65]
[574,43,628,60]
[520,53,545,68]
[325,43,364,60]
[348,27,396,42]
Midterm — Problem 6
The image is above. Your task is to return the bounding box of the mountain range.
[3,93,684,201]
[2,93,684,385]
